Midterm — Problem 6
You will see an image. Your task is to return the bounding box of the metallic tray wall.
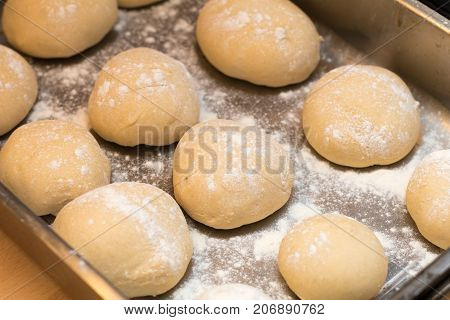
[0,0,448,299]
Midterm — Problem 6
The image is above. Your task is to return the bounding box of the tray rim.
[0,0,448,300]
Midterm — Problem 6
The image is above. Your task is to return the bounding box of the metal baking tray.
[0,0,449,299]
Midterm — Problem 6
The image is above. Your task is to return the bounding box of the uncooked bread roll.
[196,0,320,87]
[173,119,294,229]
[195,283,271,299]
[118,0,163,8]
[0,120,111,216]
[303,65,421,168]
[278,214,388,300]
[0,45,38,135]
[88,48,200,146]
[2,0,117,58]
[53,182,193,298]
[406,150,450,249]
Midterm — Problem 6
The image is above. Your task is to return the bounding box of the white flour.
[1,0,447,300]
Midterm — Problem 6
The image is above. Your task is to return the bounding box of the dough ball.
[0,120,111,216]
[173,119,293,229]
[196,0,320,87]
[406,150,450,249]
[195,283,271,299]
[2,0,117,58]
[118,0,163,8]
[53,182,193,298]
[0,45,38,135]
[302,65,421,168]
[278,214,388,300]
[88,48,200,146]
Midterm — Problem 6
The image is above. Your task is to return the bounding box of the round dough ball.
[88,48,200,146]
[278,214,388,300]
[118,0,163,8]
[303,65,421,168]
[173,119,294,229]
[0,45,38,135]
[195,283,271,300]
[53,182,193,298]
[196,0,320,87]
[406,150,450,249]
[2,0,117,58]
[0,120,111,216]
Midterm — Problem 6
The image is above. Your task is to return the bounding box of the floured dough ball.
[406,150,450,249]
[88,48,200,146]
[303,65,421,168]
[196,0,320,87]
[2,0,117,58]
[278,214,388,299]
[0,120,111,216]
[53,182,193,298]
[118,0,163,8]
[195,283,271,299]
[0,45,38,135]
[173,119,293,229]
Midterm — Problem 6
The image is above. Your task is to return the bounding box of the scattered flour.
[253,230,285,262]
[1,0,447,300]
[299,146,418,200]
[143,160,164,173]
[237,115,256,126]
[199,103,218,122]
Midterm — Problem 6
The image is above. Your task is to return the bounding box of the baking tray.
[0,0,449,299]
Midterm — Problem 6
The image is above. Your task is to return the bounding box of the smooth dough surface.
[89,48,200,146]
[406,150,450,249]
[173,119,294,229]
[118,0,163,8]
[53,182,193,298]
[0,120,111,216]
[2,0,117,58]
[0,45,38,135]
[195,283,271,300]
[302,65,421,168]
[196,0,320,87]
[278,214,388,300]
